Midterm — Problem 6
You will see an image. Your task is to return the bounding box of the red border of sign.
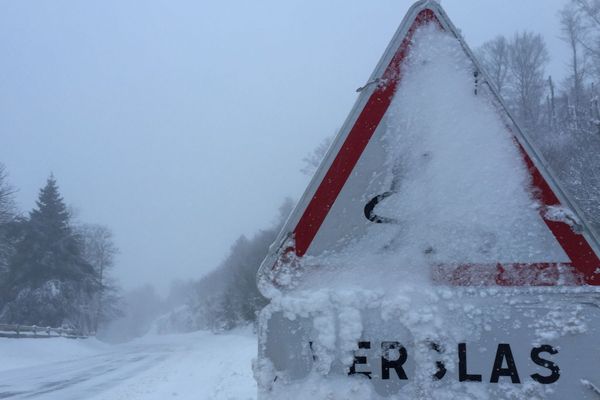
[286,9,600,286]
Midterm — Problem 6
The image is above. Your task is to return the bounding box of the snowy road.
[0,330,257,400]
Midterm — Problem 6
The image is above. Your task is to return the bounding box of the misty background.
[4,0,600,342]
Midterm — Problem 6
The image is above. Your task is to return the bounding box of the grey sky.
[1,0,569,294]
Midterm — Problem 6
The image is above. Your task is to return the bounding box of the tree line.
[0,166,120,334]
[155,199,293,333]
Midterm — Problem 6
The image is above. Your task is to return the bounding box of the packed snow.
[377,26,567,266]
[0,336,109,372]
[0,328,257,400]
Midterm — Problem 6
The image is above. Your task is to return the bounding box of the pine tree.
[1,175,100,331]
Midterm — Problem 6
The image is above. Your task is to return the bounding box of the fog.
[1,0,569,294]
[5,1,600,398]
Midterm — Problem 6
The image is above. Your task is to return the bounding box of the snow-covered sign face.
[258,8,600,288]
[255,1,600,399]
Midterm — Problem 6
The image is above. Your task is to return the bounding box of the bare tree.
[477,33,549,135]
[561,4,589,131]
[574,0,600,24]
[0,164,17,281]
[593,83,600,133]
[508,31,550,134]
[78,223,120,332]
[301,135,334,177]
[571,0,600,80]
[546,76,558,132]
[477,36,510,97]
[0,164,16,225]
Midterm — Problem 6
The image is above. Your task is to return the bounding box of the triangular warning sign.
[258,0,600,287]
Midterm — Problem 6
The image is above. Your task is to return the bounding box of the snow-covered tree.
[0,175,100,332]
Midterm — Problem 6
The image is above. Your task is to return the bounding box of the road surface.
[0,330,257,400]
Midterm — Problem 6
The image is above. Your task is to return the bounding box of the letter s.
[530,345,560,384]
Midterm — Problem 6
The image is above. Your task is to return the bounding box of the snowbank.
[0,336,108,372]
[0,328,258,400]
[88,328,257,400]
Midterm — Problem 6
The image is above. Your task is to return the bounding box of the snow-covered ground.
[0,328,257,400]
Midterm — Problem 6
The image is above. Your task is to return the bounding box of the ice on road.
[0,329,257,400]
